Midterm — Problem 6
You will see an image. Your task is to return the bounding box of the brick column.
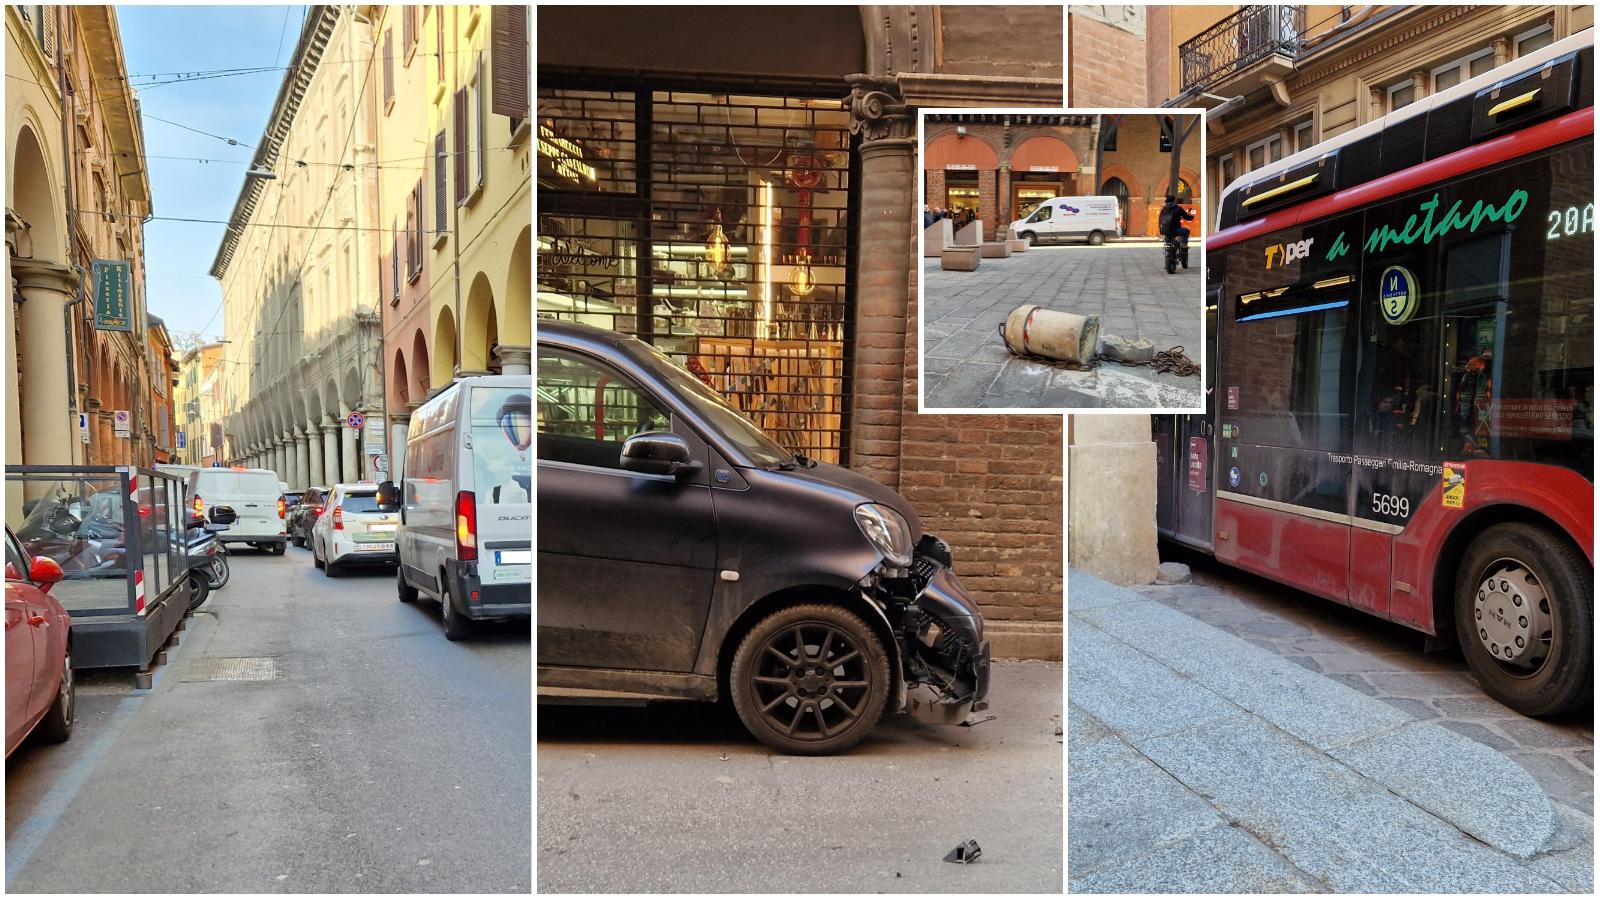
[996,164,1012,238]
[926,169,946,210]
[977,168,998,242]
[846,75,916,490]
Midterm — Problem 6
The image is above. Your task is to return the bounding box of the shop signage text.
[92,259,132,332]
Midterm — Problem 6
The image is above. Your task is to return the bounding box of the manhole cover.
[180,657,282,682]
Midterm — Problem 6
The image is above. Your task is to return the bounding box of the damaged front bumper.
[863,534,992,723]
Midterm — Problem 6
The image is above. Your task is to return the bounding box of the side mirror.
[29,555,64,589]
[620,432,700,478]
[375,480,400,511]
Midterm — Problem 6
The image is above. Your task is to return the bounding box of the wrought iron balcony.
[1180,5,1306,95]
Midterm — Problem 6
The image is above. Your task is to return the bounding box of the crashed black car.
[537,320,991,754]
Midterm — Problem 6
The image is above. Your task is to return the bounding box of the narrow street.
[5,548,530,893]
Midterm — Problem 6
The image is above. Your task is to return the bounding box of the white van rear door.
[467,384,532,585]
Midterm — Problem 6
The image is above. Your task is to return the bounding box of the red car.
[5,526,74,757]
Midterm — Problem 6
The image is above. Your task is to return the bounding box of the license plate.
[496,550,531,565]
[368,524,397,533]
[358,542,395,552]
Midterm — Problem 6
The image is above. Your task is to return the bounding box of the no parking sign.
[345,410,365,430]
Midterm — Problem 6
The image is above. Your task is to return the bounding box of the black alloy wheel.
[1455,522,1592,717]
[730,604,890,755]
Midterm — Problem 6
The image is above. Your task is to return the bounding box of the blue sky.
[118,5,305,344]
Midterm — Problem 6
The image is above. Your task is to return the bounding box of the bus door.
[1156,295,1218,550]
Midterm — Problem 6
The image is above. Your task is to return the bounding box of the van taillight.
[332,506,344,530]
[455,491,477,561]
[277,498,286,519]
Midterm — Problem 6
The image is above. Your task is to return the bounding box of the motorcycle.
[1163,231,1190,274]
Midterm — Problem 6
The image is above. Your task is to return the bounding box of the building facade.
[145,316,176,464]
[175,341,226,467]
[210,5,383,489]
[1152,4,1594,223]
[537,5,1067,654]
[6,5,156,505]
[375,4,532,479]
[923,111,1203,239]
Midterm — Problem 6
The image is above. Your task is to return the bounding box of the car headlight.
[854,503,913,568]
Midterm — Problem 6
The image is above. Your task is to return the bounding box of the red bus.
[1157,31,1593,716]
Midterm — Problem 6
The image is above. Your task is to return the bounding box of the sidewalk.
[922,246,1201,410]
[1068,569,1592,893]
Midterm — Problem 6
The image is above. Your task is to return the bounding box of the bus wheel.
[1454,522,1592,717]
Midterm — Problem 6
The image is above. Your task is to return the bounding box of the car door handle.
[28,615,46,627]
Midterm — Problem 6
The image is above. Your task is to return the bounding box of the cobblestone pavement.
[1136,549,1593,819]
[922,245,1202,410]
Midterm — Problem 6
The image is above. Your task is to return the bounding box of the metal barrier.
[5,466,190,669]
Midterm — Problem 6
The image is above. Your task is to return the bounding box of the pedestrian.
[922,205,934,228]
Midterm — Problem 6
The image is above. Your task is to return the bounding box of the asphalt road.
[4,545,530,893]
[536,659,1063,893]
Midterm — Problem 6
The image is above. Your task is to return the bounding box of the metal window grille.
[537,84,856,464]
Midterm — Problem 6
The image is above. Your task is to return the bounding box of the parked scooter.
[184,513,231,611]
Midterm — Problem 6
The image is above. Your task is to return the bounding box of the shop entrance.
[1012,181,1063,221]
[537,83,857,464]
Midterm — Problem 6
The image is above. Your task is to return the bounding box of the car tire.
[324,551,341,578]
[36,644,74,744]
[440,583,472,641]
[397,565,418,603]
[1454,522,1592,717]
[291,532,303,548]
[1088,230,1105,246]
[729,604,891,755]
[1020,231,1036,247]
[271,543,286,556]
[313,541,325,570]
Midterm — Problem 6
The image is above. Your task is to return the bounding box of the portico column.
[341,420,360,483]
[306,424,324,487]
[388,413,411,482]
[844,74,916,490]
[273,438,287,480]
[292,428,309,489]
[494,344,531,376]
[12,259,80,470]
[322,422,340,486]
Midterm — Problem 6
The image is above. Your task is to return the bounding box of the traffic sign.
[345,410,366,430]
[113,409,131,437]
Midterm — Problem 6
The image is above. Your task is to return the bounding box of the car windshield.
[340,493,381,514]
[635,343,793,467]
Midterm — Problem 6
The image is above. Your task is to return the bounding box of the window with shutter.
[382,30,394,109]
[412,181,424,274]
[434,131,447,237]
[454,89,468,204]
[490,6,529,119]
[404,193,415,279]
[390,231,399,302]
[403,6,416,60]
[474,54,486,193]
[436,6,445,82]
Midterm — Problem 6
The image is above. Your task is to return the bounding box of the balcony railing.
[1180,5,1306,94]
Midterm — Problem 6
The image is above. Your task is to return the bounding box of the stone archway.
[462,272,497,373]
[432,307,458,388]
[9,122,74,482]
[504,226,531,374]
[392,348,410,409]
[411,328,431,401]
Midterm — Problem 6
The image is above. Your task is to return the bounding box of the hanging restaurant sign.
[92,259,132,332]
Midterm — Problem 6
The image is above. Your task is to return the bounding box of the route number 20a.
[1372,493,1410,518]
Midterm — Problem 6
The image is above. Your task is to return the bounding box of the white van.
[1009,195,1123,246]
[186,467,288,554]
[381,374,531,639]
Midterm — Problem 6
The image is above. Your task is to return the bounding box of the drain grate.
[180,656,282,682]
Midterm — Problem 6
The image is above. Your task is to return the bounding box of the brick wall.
[1068,15,1150,106]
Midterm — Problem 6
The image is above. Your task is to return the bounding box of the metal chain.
[998,338,1200,377]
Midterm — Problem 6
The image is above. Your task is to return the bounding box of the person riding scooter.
[1159,195,1195,273]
